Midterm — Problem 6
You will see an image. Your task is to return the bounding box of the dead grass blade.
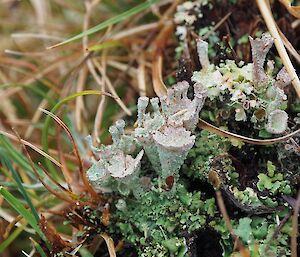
[137,55,147,96]
[56,125,73,192]
[22,140,74,204]
[151,22,173,96]
[256,0,300,99]
[39,108,100,201]
[101,233,116,257]
[198,119,300,145]
[279,0,300,19]
[277,26,300,64]
[3,214,23,239]
[0,130,62,167]
[93,59,132,116]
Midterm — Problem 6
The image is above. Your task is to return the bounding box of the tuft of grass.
[48,0,160,49]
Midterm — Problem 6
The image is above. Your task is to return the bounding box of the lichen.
[112,182,212,257]
[192,33,291,136]
[86,81,207,196]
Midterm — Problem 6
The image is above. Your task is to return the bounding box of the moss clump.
[111,182,215,256]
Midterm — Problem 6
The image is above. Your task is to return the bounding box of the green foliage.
[184,130,232,180]
[112,182,213,256]
[213,212,292,256]
[0,187,45,241]
[257,161,292,196]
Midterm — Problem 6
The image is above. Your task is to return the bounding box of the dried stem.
[291,190,300,257]
[256,0,300,98]
[39,108,100,201]
[199,119,300,145]
[0,130,62,167]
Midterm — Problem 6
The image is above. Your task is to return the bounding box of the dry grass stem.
[256,0,300,98]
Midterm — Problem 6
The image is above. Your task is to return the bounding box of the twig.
[216,191,250,256]
[202,12,232,40]
[291,190,300,257]
[263,211,291,255]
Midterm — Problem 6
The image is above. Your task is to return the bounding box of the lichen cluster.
[82,3,297,256]
[86,81,207,197]
[113,183,215,257]
[192,34,291,135]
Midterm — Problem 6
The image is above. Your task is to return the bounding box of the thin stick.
[291,190,300,257]
[256,0,300,98]
[263,211,291,255]
[216,191,249,256]
[216,191,235,237]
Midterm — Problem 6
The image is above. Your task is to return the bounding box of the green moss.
[112,182,212,256]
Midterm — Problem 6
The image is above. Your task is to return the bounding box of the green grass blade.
[31,238,48,257]
[0,136,42,178]
[87,40,123,52]
[1,158,40,222]
[0,187,45,241]
[48,0,159,49]
[78,247,94,257]
[0,224,26,253]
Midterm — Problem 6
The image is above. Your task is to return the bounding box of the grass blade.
[1,158,40,222]
[30,238,48,257]
[41,90,104,175]
[0,224,26,253]
[0,187,45,241]
[48,0,159,49]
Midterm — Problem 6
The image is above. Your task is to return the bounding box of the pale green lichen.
[86,81,207,197]
[113,182,212,257]
[192,33,291,135]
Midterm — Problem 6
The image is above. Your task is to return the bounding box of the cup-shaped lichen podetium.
[135,97,165,173]
[265,110,288,134]
[249,33,274,84]
[160,81,207,131]
[86,150,144,198]
[153,126,195,192]
[108,149,144,198]
[86,159,112,193]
